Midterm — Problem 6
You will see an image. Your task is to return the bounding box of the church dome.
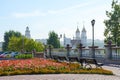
[26,26,29,31]
[76,27,80,33]
[82,27,86,32]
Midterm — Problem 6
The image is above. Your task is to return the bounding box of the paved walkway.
[0,65,120,80]
[103,64,120,76]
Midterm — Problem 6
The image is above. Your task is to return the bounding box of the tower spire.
[81,21,87,47]
[76,22,80,33]
[76,22,80,40]
[77,22,79,28]
[82,21,86,32]
[25,26,31,39]
[83,21,85,28]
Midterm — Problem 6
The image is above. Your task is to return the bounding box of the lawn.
[0,58,113,76]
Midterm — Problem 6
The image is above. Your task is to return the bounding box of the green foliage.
[8,36,22,51]
[8,36,44,52]
[47,31,60,48]
[15,54,33,59]
[104,0,120,46]
[2,30,22,51]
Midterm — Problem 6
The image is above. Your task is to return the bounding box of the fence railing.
[95,48,105,59]
[45,46,120,61]
[112,47,120,60]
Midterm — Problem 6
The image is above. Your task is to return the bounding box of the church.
[24,26,87,48]
[64,25,87,48]
[25,26,31,39]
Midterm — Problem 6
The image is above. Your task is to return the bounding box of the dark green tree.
[104,0,120,46]
[2,30,22,51]
[47,31,60,48]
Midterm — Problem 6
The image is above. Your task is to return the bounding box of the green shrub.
[15,54,33,59]
[5,54,11,58]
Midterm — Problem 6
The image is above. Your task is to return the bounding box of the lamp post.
[59,34,62,47]
[22,36,24,53]
[118,18,120,24]
[107,38,112,59]
[91,19,95,58]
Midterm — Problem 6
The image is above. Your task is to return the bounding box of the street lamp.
[59,34,62,46]
[118,18,120,24]
[22,36,24,53]
[91,19,95,58]
[59,34,62,39]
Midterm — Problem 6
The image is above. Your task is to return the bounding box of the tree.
[23,37,44,52]
[2,30,22,51]
[47,31,60,48]
[104,0,120,46]
[8,36,44,52]
[7,36,22,51]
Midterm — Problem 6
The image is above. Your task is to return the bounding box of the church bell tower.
[81,25,87,47]
[25,26,31,39]
[76,27,80,40]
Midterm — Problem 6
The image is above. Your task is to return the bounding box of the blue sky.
[0,0,117,42]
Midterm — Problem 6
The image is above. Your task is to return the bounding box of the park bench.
[52,55,58,60]
[57,56,67,61]
[45,55,50,58]
[79,58,103,69]
[68,56,79,62]
[45,54,53,59]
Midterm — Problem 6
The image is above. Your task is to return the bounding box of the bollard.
[66,44,71,58]
[49,45,52,58]
[77,43,85,58]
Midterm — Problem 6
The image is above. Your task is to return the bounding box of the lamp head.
[91,19,95,26]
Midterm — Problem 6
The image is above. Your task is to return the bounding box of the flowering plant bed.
[0,58,113,76]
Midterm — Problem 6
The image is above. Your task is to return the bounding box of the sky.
[0,0,119,42]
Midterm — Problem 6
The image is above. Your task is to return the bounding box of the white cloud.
[13,10,46,18]
[12,2,93,18]
[48,2,93,14]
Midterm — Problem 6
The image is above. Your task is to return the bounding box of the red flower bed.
[0,58,67,71]
[0,58,113,76]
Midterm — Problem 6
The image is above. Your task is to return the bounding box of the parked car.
[0,52,11,58]
[0,51,4,55]
[11,52,20,57]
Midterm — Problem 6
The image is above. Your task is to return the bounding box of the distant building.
[0,42,3,48]
[25,26,31,39]
[81,26,87,47]
[0,42,3,51]
[35,39,47,45]
[71,27,81,49]
[64,25,87,48]
[64,34,71,46]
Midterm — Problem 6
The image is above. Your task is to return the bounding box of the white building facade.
[64,25,87,48]
[64,34,71,46]
[25,27,31,39]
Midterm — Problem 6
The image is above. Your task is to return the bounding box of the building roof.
[26,26,29,31]
[76,27,80,33]
[82,27,86,32]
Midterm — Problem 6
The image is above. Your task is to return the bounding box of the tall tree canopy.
[104,0,120,46]
[47,31,60,48]
[2,30,22,51]
[8,36,44,52]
